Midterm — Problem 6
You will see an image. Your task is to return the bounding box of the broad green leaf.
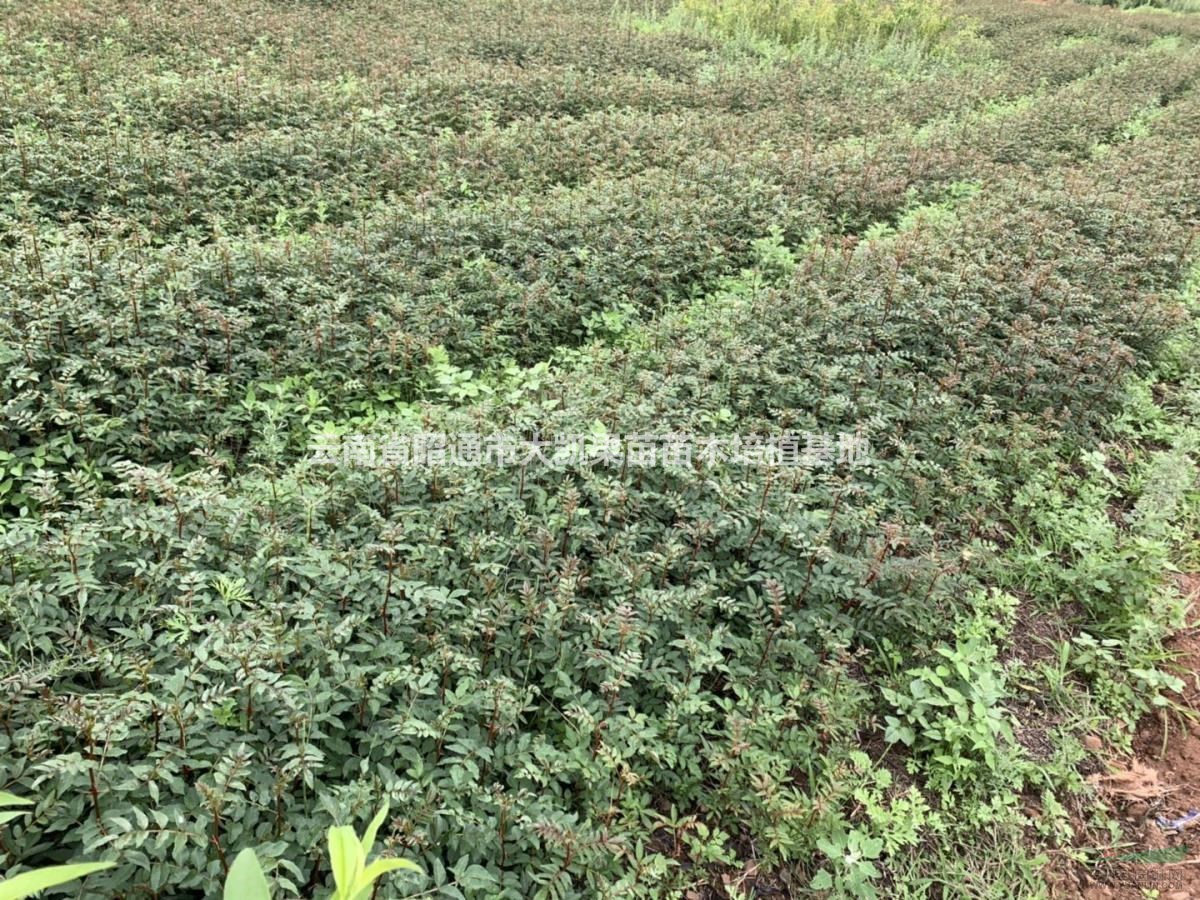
[453,864,495,891]
[326,825,364,900]
[349,858,421,900]
[224,849,271,900]
[358,857,421,886]
[0,862,116,900]
[0,812,29,826]
[0,794,33,809]
[860,837,884,859]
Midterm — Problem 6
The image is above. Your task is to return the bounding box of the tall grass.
[1081,0,1200,12]
[668,0,956,53]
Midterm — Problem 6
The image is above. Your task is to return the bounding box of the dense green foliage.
[2,0,1200,897]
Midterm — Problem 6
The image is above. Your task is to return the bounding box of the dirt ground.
[1054,575,1200,900]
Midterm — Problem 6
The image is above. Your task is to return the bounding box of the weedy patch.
[665,0,958,54]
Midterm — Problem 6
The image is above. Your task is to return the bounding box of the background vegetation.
[2,0,1200,897]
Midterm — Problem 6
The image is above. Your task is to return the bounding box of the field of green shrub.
[3,0,1200,897]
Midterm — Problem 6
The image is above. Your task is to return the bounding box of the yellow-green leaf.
[326,825,364,900]
[359,804,389,858]
[0,862,116,900]
[350,858,422,900]
[224,849,271,900]
[361,857,421,884]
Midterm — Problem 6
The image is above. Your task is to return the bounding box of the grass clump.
[668,0,957,54]
[1082,0,1200,12]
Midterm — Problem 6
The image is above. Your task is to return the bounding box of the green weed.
[669,0,956,53]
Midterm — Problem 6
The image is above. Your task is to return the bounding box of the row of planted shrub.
[4,0,1196,241]
[4,147,1195,895]
[10,59,1200,477]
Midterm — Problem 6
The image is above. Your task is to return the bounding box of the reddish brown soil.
[1054,575,1200,900]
